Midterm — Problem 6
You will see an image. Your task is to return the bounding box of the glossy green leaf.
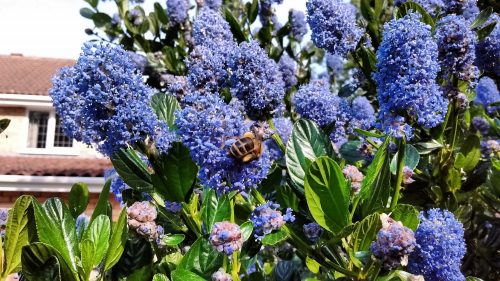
[304,157,350,233]
[202,189,230,233]
[32,198,78,276]
[339,140,365,162]
[247,0,259,24]
[111,148,152,190]
[351,213,381,253]
[84,0,98,8]
[477,21,497,40]
[262,229,289,245]
[21,242,76,281]
[240,221,254,242]
[224,8,247,43]
[154,3,168,25]
[111,237,154,278]
[153,273,171,281]
[162,234,186,246]
[455,134,480,172]
[68,182,89,218]
[124,265,153,281]
[178,238,224,279]
[396,2,434,31]
[154,142,198,202]
[470,7,493,29]
[276,185,299,211]
[390,144,420,174]
[80,7,94,19]
[1,195,31,277]
[286,119,334,192]
[391,204,420,231]
[92,12,111,27]
[465,277,484,281]
[360,139,392,217]
[83,215,110,266]
[0,119,10,134]
[151,92,180,129]
[103,208,128,271]
[80,239,95,280]
[90,180,111,223]
[171,269,205,281]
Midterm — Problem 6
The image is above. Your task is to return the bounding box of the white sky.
[0,0,307,59]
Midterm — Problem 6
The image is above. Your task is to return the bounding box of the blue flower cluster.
[230,41,285,116]
[408,209,466,281]
[204,0,222,10]
[303,222,323,243]
[192,8,234,46]
[326,53,344,79]
[0,208,7,238]
[105,169,129,205]
[306,0,363,57]
[176,93,272,193]
[293,80,341,127]
[394,0,443,16]
[290,9,307,41]
[259,0,283,26]
[266,117,293,160]
[164,201,183,213]
[50,42,176,156]
[209,221,244,255]
[127,201,161,241]
[476,15,500,76]
[128,9,144,26]
[373,13,447,139]
[251,201,294,240]
[475,76,499,114]
[278,53,297,90]
[347,96,376,135]
[370,214,416,270]
[471,117,490,135]
[166,0,189,25]
[435,15,478,83]
[211,268,232,281]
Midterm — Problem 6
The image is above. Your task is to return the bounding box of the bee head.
[250,121,271,140]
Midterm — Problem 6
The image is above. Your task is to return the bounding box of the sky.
[0,0,307,59]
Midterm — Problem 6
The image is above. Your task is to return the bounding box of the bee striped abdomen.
[230,137,255,159]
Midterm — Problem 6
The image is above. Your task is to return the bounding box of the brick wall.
[0,191,123,219]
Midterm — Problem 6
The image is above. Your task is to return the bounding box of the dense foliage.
[1,0,499,280]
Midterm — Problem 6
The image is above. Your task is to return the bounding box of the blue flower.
[462,0,480,21]
[471,117,490,135]
[306,0,363,57]
[303,222,323,243]
[394,0,444,17]
[0,208,8,238]
[259,0,283,26]
[347,96,376,135]
[326,53,344,79]
[373,13,447,139]
[475,76,500,114]
[193,8,234,47]
[176,92,272,193]
[476,15,500,76]
[211,268,232,281]
[230,41,285,116]
[278,53,297,90]
[50,42,176,156]
[370,214,416,270]
[251,201,294,240]
[105,169,130,205]
[293,80,340,127]
[435,15,478,83]
[205,0,222,10]
[290,9,307,41]
[444,0,477,16]
[266,117,293,161]
[209,221,243,255]
[128,8,144,26]
[164,201,183,213]
[166,0,189,25]
[111,13,121,26]
[408,209,466,281]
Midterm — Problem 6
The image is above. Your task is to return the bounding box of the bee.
[229,123,266,163]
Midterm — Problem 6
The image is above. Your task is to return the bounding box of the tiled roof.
[0,54,74,96]
[0,156,112,177]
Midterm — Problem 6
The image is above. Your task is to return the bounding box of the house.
[0,54,118,211]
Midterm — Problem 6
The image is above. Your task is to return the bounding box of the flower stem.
[229,197,240,279]
[390,137,406,210]
[267,117,286,153]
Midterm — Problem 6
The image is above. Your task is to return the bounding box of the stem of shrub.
[390,137,406,210]
[267,117,286,153]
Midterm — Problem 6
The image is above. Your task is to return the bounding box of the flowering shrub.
[1,0,499,281]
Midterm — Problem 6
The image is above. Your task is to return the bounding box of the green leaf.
[84,0,98,8]
[153,273,171,281]
[124,265,153,281]
[161,234,186,246]
[262,229,289,245]
[171,269,206,281]
[390,144,420,174]
[111,148,152,190]
[201,189,231,234]
[178,238,224,279]
[92,12,111,27]
[396,2,434,31]
[22,242,76,281]
[339,141,365,162]
[391,204,420,231]
[305,256,320,274]
[353,128,384,138]
[304,157,350,233]
[32,199,79,276]
[360,139,392,217]
[470,7,493,29]
[83,215,110,266]
[276,185,299,211]
[80,7,94,19]
[68,183,89,218]
[465,277,484,281]
[351,213,381,253]
[80,239,95,280]
[90,180,111,223]
[454,135,480,172]
[240,221,254,242]
[151,92,180,129]
[224,8,247,43]
[247,0,259,24]
[477,21,497,40]
[286,119,334,192]
[111,237,154,278]
[154,3,168,25]
[154,142,198,202]
[0,119,10,134]
[103,208,128,271]
[1,195,32,276]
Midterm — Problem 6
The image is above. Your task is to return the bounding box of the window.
[27,111,73,149]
